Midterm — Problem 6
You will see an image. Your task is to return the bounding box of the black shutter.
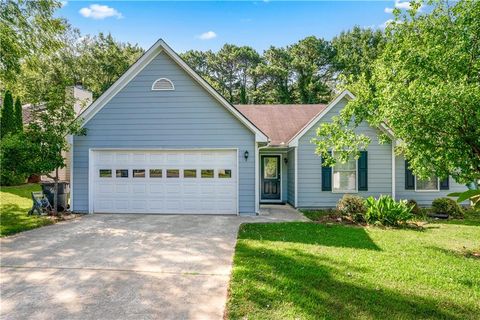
[321,151,332,191]
[440,177,449,190]
[358,151,368,191]
[405,160,415,190]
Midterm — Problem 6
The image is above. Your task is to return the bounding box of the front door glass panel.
[264,157,278,179]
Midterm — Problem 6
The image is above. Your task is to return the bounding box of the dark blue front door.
[261,155,281,200]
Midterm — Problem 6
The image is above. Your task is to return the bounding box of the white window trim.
[331,151,358,194]
[151,78,175,91]
[414,176,440,192]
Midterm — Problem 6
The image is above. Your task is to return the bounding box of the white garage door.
[91,150,238,214]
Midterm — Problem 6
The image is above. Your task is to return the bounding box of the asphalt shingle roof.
[235,104,327,146]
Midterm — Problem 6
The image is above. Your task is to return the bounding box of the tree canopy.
[313,0,480,184]
[0,0,66,84]
[181,36,339,104]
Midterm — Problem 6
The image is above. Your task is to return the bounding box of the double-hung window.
[332,153,357,192]
[415,174,439,191]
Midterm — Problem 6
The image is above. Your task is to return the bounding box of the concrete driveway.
[0,205,306,320]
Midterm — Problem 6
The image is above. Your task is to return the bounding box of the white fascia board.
[78,39,268,143]
[379,123,396,139]
[288,90,355,147]
[288,90,397,147]
[78,39,164,126]
[160,41,268,142]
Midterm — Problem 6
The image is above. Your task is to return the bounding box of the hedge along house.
[70,39,467,215]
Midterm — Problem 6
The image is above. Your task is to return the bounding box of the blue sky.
[58,1,404,53]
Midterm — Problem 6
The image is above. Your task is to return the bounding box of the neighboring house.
[70,39,467,215]
[23,86,93,181]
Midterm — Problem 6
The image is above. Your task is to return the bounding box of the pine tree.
[1,91,15,138]
[14,97,23,133]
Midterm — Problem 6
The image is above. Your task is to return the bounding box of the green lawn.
[226,216,480,319]
[0,184,53,237]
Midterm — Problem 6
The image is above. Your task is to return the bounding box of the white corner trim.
[151,78,175,91]
[236,148,240,215]
[294,147,298,208]
[255,143,260,213]
[88,149,94,214]
[391,141,396,200]
[77,39,268,143]
[288,90,356,147]
[69,138,74,210]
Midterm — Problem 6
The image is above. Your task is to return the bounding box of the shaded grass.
[0,184,53,237]
[227,221,480,319]
[301,209,337,221]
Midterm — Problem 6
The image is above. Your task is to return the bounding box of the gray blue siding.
[395,155,468,206]
[297,98,392,207]
[287,149,295,206]
[73,51,256,214]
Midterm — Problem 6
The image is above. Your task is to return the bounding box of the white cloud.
[379,19,395,29]
[395,0,413,10]
[61,1,68,7]
[79,4,123,20]
[385,1,423,14]
[197,31,217,40]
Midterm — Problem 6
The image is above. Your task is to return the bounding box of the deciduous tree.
[77,33,144,98]
[313,0,480,184]
[0,0,66,84]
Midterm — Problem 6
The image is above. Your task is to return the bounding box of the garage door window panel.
[116,169,129,178]
[184,169,197,178]
[149,169,163,178]
[99,169,112,178]
[219,169,232,178]
[201,169,214,178]
[133,169,146,178]
[167,169,179,178]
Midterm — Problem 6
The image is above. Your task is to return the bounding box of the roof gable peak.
[77,39,268,142]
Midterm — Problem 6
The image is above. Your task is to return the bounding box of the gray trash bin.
[41,181,70,212]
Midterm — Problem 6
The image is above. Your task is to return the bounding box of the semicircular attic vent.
[151,78,175,91]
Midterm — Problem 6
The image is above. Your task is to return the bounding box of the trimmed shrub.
[337,195,366,222]
[431,198,464,218]
[365,195,413,226]
[0,133,28,186]
[407,199,422,215]
[0,171,27,186]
